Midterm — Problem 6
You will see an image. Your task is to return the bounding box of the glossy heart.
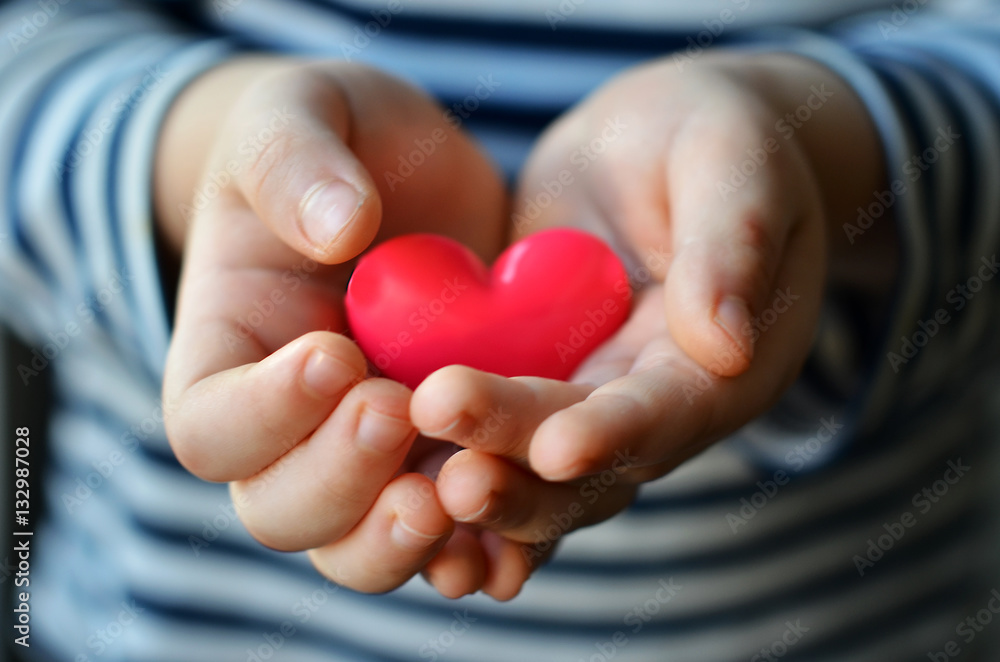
[345,228,631,387]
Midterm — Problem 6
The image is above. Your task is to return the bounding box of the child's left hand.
[410,52,891,597]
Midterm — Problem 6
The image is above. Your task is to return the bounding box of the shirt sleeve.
[0,0,235,382]
[733,6,1000,470]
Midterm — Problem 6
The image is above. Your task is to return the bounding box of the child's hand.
[159,59,508,595]
[409,53,891,593]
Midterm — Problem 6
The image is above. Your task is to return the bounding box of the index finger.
[410,366,592,462]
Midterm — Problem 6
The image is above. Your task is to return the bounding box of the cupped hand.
[160,58,508,595]
[409,53,861,596]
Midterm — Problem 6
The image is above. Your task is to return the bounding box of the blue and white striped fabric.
[2,0,1000,660]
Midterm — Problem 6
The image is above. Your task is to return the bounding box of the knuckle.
[241,127,299,204]
[737,213,780,303]
[740,213,778,268]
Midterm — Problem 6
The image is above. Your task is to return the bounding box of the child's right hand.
[158,58,508,595]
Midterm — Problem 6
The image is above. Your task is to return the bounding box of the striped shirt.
[2,0,1000,660]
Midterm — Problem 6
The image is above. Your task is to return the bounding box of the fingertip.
[422,527,488,599]
[410,366,481,437]
[664,249,755,379]
[484,581,523,603]
[298,180,382,264]
[386,474,454,550]
[528,390,652,482]
[305,472,452,594]
[480,532,532,602]
[229,71,385,266]
[350,377,416,422]
[528,409,589,482]
[166,331,369,483]
[436,450,495,523]
[390,518,448,552]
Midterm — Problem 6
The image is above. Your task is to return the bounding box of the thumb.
[223,69,382,265]
[663,123,822,378]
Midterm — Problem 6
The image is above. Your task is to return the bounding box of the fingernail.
[299,180,363,249]
[453,497,491,524]
[420,416,462,439]
[541,465,581,482]
[391,518,443,551]
[302,348,357,399]
[714,296,754,362]
[356,408,414,454]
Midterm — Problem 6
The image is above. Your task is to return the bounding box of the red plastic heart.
[345,228,631,388]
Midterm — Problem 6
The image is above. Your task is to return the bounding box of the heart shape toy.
[345,228,631,388]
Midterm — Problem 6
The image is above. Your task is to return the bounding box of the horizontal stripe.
[2,1,1000,661]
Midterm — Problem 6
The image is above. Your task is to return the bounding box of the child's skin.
[158,53,897,601]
